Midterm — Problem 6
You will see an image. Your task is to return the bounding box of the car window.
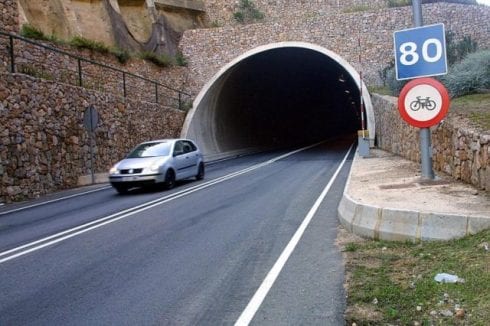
[183,143,192,153]
[185,141,197,152]
[127,142,171,158]
[173,141,184,156]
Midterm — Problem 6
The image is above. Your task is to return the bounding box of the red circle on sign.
[398,77,450,128]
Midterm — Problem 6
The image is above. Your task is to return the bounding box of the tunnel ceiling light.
[338,74,346,82]
[344,90,350,94]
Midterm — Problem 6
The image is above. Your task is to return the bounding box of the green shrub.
[69,36,110,54]
[233,11,245,23]
[343,5,371,13]
[175,52,188,67]
[446,31,478,65]
[378,59,395,87]
[20,24,46,40]
[20,24,61,43]
[386,0,411,8]
[18,64,54,80]
[384,66,407,96]
[234,0,265,24]
[111,48,131,64]
[441,50,490,98]
[140,51,173,67]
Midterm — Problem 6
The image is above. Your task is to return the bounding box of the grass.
[343,5,372,13]
[386,0,411,8]
[18,64,54,80]
[343,229,490,325]
[69,36,110,54]
[450,93,490,131]
[20,24,61,43]
[369,86,392,96]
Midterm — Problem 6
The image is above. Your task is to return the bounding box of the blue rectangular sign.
[394,23,447,80]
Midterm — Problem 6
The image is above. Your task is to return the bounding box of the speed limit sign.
[394,23,447,80]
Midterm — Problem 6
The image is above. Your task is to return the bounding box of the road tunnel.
[182,42,374,160]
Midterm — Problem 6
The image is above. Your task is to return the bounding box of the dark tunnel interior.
[186,47,365,156]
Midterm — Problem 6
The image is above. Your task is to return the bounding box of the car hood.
[116,157,167,170]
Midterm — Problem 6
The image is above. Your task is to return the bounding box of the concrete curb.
[338,155,490,242]
[337,193,490,241]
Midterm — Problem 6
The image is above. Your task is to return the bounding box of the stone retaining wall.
[0,0,17,33]
[182,3,490,95]
[0,34,192,109]
[372,94,490,192]
[0,73,185,203]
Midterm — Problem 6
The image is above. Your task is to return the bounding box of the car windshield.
[127,142,171,158]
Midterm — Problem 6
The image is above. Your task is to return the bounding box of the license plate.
[122,176,138,182]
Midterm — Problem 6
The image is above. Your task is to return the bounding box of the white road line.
[0,186,112,216]
[234,143,354,326]
[0,143,322,264]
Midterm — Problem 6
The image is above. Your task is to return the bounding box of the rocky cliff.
[17,0,208,56]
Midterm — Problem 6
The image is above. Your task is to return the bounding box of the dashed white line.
[234,143,354,326]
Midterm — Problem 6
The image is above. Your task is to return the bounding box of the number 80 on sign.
[394,23,448,80]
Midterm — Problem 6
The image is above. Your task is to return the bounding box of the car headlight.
[149,157,168,172]
[109,166,119,174]
[149,162,161,172]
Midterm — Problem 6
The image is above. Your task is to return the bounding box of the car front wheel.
[164,169,176,189]
[196,163,205,180]
[114,185,128,194]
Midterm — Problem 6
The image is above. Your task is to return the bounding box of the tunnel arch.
[181,42,375,160]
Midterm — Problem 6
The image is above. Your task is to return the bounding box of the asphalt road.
[0,139,354,325]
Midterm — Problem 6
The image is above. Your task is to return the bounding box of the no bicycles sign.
[398,77,450,128]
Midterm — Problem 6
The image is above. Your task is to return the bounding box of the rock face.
[16,0,208,56]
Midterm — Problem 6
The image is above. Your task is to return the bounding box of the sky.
[476,0,490,5]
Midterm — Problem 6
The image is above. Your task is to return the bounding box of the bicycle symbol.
[409,96,437,111]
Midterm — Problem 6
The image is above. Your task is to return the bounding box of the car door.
[182,140,200,177]
[173,140,198,179]
[172,140,187,180]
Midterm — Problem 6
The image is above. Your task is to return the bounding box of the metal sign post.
[394,0,449,180]
[83,105,99,184]
[412,0,433,179]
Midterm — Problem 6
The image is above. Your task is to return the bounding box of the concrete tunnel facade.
[181,42,375,160]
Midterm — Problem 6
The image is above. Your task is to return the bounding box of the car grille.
[120,168,143,174]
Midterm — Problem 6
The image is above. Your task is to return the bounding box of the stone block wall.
[0,0,17,33]
[0,73,185,203]
[204,0,388,26]
[182,3,490,95]
[0,34,192,109]
[372,94,490,192]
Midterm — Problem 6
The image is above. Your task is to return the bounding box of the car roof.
[139,138,193,145]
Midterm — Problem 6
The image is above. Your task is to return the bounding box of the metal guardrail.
[0,30,191,110]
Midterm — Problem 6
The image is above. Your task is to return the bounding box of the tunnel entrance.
[182,42,374,160]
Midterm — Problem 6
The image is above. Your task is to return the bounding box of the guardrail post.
[155,83,158,104]
[123,72,127,98]
[9,35,15,73]
[78,58,83,87]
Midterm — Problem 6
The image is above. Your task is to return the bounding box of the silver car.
[109,139,205,194]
